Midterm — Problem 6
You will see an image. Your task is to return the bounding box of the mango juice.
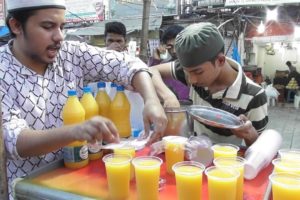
[214,157,245,200]
[163,136,187,174]
[109,85,131,138]
[95,82,111,118]
[173,161,205,200]
[272,158,300,175]
[205,166,239,200]
[114,146,136,180]
[211,144,239,159]
[269,173,300,200]
[103,154,132,200]
[81,86,102,161]
[132,156,162,200]
[62,90,88,169]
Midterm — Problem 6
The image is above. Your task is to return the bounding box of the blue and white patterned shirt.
[0,40,148,198]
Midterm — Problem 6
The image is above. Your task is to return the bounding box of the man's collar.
[223,57,243,99]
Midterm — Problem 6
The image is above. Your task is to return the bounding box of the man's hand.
[231,114,258,146]
[142,99,168,144]
[74,116,120,144]
[163,94,180,108]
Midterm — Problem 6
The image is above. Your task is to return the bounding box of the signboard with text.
[109,0,177,19]
[65,0,104,23]
[225,0,300,6]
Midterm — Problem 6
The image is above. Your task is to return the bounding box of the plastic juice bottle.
[62,90,89,169]
[80,86,103,161]
[109,85,131,138]
[95,82,111,118]
[108,82,117,100]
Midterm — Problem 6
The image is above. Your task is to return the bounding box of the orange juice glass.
[114,146,136,180]
[132,156,162,200]
[172,161,205,200]
[205,166,240,200]
[103,153,132,200]
[278,149,300,160]
[211,143,239,159]
[163,136,188,174]
[272,158,300,175]
[269,173,300,200]
[213,156,245,200]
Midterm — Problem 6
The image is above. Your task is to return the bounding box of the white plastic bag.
[265,84,279,99]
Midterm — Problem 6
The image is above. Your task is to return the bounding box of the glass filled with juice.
[211,143,239,159]
[205,166,240,200]
[172,161,205,200]
[163,136,188,174]
[278,148,300,160]
[102,153,132,200]
[132,156,162,200]
[272,157,300,175]
[269,173,300,200]
[213,156,245,200]
[114,146,136,180]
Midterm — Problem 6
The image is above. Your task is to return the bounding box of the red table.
[14,148,273,200]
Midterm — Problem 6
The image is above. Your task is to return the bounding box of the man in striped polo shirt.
[151,22,268,146]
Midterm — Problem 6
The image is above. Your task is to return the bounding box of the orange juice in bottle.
[62,90,89,169]
[109,85,131,138]
[95,82,111,118]
[81,86,103,160]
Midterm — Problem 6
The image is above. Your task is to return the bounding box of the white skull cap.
[6,0,66,12]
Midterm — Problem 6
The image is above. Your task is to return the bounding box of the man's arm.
[150,62,180,107]
[16,117,119,158]
[130,71,168,141]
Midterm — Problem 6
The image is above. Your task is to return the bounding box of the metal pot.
[163,107,191,137]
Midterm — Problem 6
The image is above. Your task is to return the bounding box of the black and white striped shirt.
[172,58,268,145]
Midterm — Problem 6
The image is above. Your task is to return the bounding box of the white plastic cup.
[244,129,282,180]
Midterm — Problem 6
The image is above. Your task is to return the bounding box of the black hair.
[161,25,184,44]
[6,10,37,38]
[104,21,126,38]
[286,61,291,66]
[210,46,225,64]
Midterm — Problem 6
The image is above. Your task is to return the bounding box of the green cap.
[175,22,224,68]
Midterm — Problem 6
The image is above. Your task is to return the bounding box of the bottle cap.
[68,90,77,96]
[111,82,117,87]
[116,85,125,91]
[97,82,106,88]
[83,86,92,93]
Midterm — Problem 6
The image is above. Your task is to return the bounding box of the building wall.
[253,42,300,80]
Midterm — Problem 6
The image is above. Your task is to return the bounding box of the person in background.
[286,61,300,85]
[88,21,128,95]
[151,22,268,146]
[1,0,168,198]
[149,25,190,102]
[104,21,127,52]
[101,21,179,107]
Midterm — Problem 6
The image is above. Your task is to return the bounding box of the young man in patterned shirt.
[151,22,269,146]
[1,0,173,198]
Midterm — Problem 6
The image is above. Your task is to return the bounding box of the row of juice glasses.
[103,146,162,200]
[269,148,300,200]
[171,142,244,200]
[102,141,243,200]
